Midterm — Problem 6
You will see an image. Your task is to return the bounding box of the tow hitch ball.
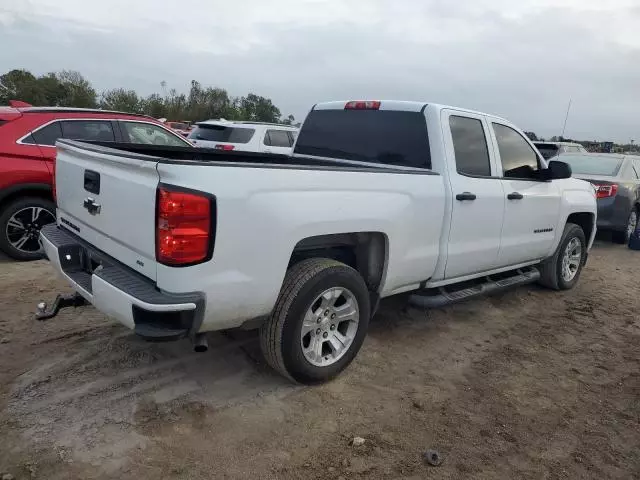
[35,293,88,321]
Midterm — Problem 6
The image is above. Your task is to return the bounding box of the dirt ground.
[0,238,639,479]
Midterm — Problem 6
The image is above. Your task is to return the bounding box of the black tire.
[538,222,587,290]
[0,197,56,261]
[611,208,638,245]
[260,258,371,384]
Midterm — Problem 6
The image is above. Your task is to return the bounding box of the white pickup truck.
[37,100,597,384]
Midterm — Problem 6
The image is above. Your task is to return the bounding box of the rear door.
[489,122,562,265]
[262,128,294,154]
[55,140,159,280]
[442,110,506,279]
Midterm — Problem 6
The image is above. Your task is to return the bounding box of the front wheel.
[0,197,56,261]
[538,222,587,290]
[260,258,370,384]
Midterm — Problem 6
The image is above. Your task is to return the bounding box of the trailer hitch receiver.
[35,293,88,321]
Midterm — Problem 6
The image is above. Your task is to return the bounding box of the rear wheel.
[611,208,638,244]
[0,197,56,261]
[538,222,586,290]
[260,258,370,384]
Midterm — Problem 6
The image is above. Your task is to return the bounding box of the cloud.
[1,0,639,141]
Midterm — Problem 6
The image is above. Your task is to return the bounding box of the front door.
[489,122,562,265]
[443,111,506,279]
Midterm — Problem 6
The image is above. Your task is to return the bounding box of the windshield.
[294,109,431,169]
[563,155,623,176]
[189,124,255,144]
[534,143,560,160]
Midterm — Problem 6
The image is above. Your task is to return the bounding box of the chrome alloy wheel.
[560,237,582,282]
[300,287,360,367]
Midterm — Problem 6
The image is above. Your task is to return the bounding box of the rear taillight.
[215,144,235,151]
[156,186,213,266]
[595,184,618,199]
[344,100,381,110]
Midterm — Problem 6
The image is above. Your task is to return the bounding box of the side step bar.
[409,267,540,308]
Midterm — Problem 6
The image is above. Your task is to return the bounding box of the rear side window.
[32,122,63,146]
[449,116,491,176]
[20,134,37,144]
[294,110,431,169]
[493,124,540,179]
[190,125,255,144]
[264,129,293,147]
[61,121,115,142]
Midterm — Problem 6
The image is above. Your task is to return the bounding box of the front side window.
[121,122,188,147]
[264,129,293,147]
[31,122,63,146]
[61,120,115,142]
[493,123,540,179]
[449,116,491,176]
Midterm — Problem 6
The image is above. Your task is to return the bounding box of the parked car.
[0,104,192,260]
[188,120,297,154]
[164,121,192,137]
[37,99,596,383]
[533,141,587,160]
[561,153,640,244]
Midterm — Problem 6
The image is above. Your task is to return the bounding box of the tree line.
[0,69,296,124]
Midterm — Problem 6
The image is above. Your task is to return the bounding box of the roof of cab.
[312,100,509,122]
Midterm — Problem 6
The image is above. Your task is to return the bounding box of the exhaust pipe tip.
[193,333,208,353]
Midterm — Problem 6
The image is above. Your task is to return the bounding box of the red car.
[0,102,193,260]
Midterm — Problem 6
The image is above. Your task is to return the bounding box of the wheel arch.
[566,211,595,245]
[0,183,53,211]
[289,232,388,294]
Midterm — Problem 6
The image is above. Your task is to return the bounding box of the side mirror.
[547,160,572,180]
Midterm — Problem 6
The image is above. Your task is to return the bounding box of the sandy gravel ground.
[0,238,638,479]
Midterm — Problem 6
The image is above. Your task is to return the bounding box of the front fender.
[550,179,597,254]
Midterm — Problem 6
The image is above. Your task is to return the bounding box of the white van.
[188,120,298,155]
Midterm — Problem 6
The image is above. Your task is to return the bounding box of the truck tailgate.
[55,140,159,280]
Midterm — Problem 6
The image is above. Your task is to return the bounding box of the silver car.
[561,153,640,243]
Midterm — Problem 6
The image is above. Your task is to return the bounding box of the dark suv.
[0,103,191,260]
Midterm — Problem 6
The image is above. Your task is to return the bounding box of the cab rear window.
[294,109,431,169]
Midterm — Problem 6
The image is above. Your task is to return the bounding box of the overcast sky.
[1,0,639,142]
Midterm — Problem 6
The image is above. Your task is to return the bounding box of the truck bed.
[80,140,439,174]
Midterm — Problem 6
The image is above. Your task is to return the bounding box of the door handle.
[507,192,524,200]
[455,192,477,201]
